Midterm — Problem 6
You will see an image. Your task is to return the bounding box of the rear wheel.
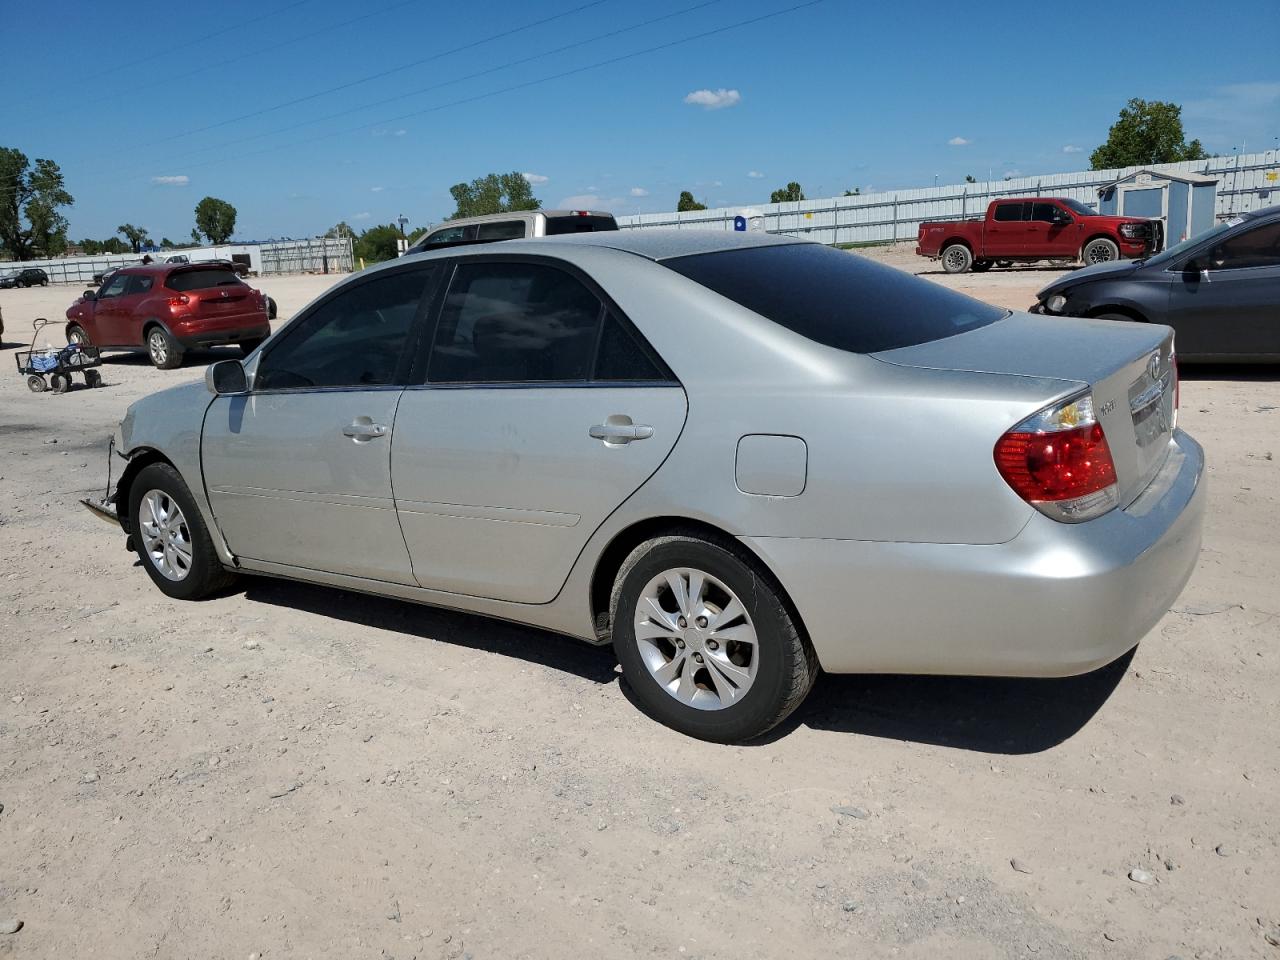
[611,535,818,742]
[84,369,103,388]
[27,375,47,393]
[941,243,973,274]
[146,326,184,369]
[128,463,236,600]
[1083,237,1120,266]
[67,324,91,347]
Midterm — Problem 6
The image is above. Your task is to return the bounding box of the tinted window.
[1210,220,1280,270]
[594,311,668,381]
[993,203,1028,222]
[257,268,433,390]
[99,273,129,299]
[168,268,242,292]
[1032,203,1067,223]
[1061,198,1098,217]
[427,262,601,383]
[545,215,618,235]
[476,221,526,241]
[426,225,465,245]
[664,244,1005,354]
[125,275,154,295]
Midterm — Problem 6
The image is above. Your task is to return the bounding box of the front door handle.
[589,419,654,445]
[342,419,388,441]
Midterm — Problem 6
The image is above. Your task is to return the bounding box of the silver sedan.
[86,231,1205,742]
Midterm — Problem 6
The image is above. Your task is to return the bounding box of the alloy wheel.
[139,489,193,581]
[634,567,758,710]
[148,330,168,366]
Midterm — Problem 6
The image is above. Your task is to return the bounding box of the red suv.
[65,264,271,368]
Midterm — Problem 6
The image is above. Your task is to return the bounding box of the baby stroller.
[15,319,104,393]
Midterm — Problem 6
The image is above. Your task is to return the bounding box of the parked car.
[0,267,50,288]
[83,231,1203,742]
[1033,205,1280,362]
[65,263,271,369]
[917,198,1162,273]
[93,263,139,285]
[405,209,618,255]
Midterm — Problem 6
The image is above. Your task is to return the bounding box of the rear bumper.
[171,313,270,348]
[743,429,1205,677]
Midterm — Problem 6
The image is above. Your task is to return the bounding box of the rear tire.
[27,375,47,393]
[84,369,103,388]
[67,324,91,347]
[1083,237,1120,266]
[127,462,236,600]
[941,243,973,274]
[146,326,184,369]
[610,534,818,743]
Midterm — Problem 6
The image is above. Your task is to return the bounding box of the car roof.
[447,228,807,262]
[423,209,615,229]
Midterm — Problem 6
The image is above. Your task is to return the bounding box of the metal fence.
[617,151,1280,246]
[0,237,354,285]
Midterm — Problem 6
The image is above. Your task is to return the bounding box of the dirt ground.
[2,258,1278,960]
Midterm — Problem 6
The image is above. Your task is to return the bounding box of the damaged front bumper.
[79,432,128,529]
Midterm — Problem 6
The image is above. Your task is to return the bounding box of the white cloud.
[393,129,407,136]
[151,175,189,186]
[559,194,601,208]
[629,187,649,197]
[711,180,723,188]
[522,172,549,184]
[1062,144,1083,154]
[683,88,741,110]
[370,186,385,192]
[747,170,765,179]
[948,136,971,146]
[352,212,372,220]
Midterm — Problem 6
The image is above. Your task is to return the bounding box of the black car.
[1034,205,1280,362]
[0,267,49,288]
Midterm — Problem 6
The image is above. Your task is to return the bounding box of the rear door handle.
[589,421,654,444]
[342,419,388,440]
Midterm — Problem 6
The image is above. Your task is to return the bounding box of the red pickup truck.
[916,197,1162,273]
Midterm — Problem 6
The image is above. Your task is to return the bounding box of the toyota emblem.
[1147,352,1161,381]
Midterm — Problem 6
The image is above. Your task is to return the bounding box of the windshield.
[1061,198,1099,217]
[1144,218,1244,268]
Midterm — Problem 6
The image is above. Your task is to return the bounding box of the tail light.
[167,294,190,308]
[994,391,1119,523]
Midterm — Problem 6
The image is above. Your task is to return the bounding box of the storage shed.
[1098,169,1218,245]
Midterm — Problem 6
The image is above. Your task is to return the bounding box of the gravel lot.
[2,256,1278,959]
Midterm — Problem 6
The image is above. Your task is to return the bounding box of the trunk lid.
[167,267,253,317]
[872,312,1177,509]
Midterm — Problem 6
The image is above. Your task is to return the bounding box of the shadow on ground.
[777,648,1135,753]
[241,577,619,685]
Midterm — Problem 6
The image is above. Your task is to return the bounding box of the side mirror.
[206,359,248,395]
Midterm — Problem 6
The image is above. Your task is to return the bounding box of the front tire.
[67,324,91,347]
[128,463,236,600]
[1083,237,1120,266]
[611,535,818,743]
[146,326,184,369]
[941,243,973,274]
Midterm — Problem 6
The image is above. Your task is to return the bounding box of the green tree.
[770,181,804,203]
[1090,98,1207,170]
[964,175,977,184]
[353,224,403,264]
[843,187,861,196]
[117,223,150,253]
[0,147,74,260]
[325,221,357,240]
[159,237,176,249]
[676,191,706,212]
[448,171,539,220]
[190,228,203,245]
[194,196,237,244]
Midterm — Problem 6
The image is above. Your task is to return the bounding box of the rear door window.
[426,261,602,384]
[1210,220,1280,270]
[476,221,526,241]
[664,243,1005,354]
[167,268,242,292]
[98,273,130,299]
[125,275,154,295]
[993,203,1029,222]
[545,215,618,235]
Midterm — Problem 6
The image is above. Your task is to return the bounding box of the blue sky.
[8,0,1280,241]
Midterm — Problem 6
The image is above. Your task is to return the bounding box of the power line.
[142,0,828,181]
[130,0,728,172]
[141,0,614,148]
[83,0,316,82]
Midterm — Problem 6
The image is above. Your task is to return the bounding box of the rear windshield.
[664,244,1005,353]
[166,268,243,292]
[545,215,618,235]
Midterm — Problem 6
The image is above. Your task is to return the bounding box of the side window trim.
[251,263,443,394]
[407,253,678,389]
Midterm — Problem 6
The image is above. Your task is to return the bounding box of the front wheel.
[67,324,91,347]
[49,373,71,393]
[1083,237,1120,266]
[941,243,973,274]
[611,535,818,742]
[146,326,184,369]
[27,375,47,393]
[128,462,236,600]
